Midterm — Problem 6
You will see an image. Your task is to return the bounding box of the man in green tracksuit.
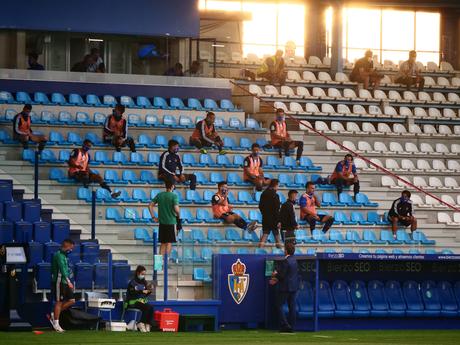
[49,239,75,332]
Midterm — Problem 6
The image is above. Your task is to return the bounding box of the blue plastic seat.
[350,211,373,225]
[197,209,220,223]
[120,96,136,108]
[380,230,402,244]
[346,230,369,244]
[420,281,441,316]
[245,118,260,130]
[293,174,308,187]
[134,228,153,242]
[225,228,243,242]
[103,95,117,107]
[153,97,170,109]
[331,280,354,317]
[396,230,418,244]
[128,114,142,127]
[255,248,268,255]
[0,91,16,104]
[339,193,360,207]
[67,132,83,145]
[74,262,93,289]
[95,188,117,203]
[41,110,58,124]
[312,230,335,244]
[214,117,228,129]
[51,93,68,105]
[16,91,33,104]
[220,99,237,111]
[178,115,193,128]
[85,94,102,107]
[77,187,92,201]
[403,281,425,317]
[210,171,225,183]
[35,263,51,289]
[154,135,168,148]
[236,248,249,255]
[355,193,378,207]
[123,207,142,222]
[368,211,389,225]
[34,92,51,105]
[238,191,257,205]
[132,189,150,203]
[102,170,123,184]
[318,281,335,317]
[93,112,106,125]
[39,149,59,163]
[193,267,212,282]
[113,151,134,165]
[191,229,209,243]
[299,157,322,171]
[437,281,459,317]
[170,97,188,110]
[199,154,219,167]
[204,98,220,110]
[349,280,371,317]
[412,231,436,245]
[367,280,390,317]
[329,229,352,244]
[239,137,252,150]
[334,211,357,225]
[363,230,386,244]
[297,281,314,318]
[49,131,69,145]
[229,117,243,129]
[384,281,406,317]
[227,173,250,186]
[180,209,200,223]
[266,156,285,169]
[207,228,228,242]
[248,210,262,223]
[106,208,123,222]
[147,153,160,166]
[69,93,85,106]
[322,192,344,206]
[218,248,232,254]
[223,137,239,150]
[186,190,208,205]
[76,111,91,125]
[136,96,153,108]
[187,98,204,110]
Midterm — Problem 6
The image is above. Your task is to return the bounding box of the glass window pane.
[202,0,242,11]
[416,12,440,52]
[242,3,277,56]
[382,50,413,65]
[277,4,305,52]
[345,48,369,63]
[344,8,381,50]
[243,44,277,58]
[382,10,414,51]
[416,52,440,65]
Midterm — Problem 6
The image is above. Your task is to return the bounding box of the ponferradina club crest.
[228,259,250,304]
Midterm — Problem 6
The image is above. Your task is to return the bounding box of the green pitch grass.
[0,329,459,345]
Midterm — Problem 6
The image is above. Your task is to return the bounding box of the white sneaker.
[137,322,147,333]
[127,320,137,331]
[145,324,151,332]
[53,320,65,333]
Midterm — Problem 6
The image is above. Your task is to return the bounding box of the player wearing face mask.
[13,104,48,152]
[279,189,299,244]
[189,111,226,155]
[68,139,120,198]
[126,265,154,333]
[299,182,334,235]
[388,190,417,240]
[212,182,258,232]
[103,104,136,152]
[243,143,271,191]
[269,108,304,163]
[159,139,197,190]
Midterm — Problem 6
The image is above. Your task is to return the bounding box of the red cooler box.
[154,308,179,332]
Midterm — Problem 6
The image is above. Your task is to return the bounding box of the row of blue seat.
[28,241,100,266]
[77,187,376,208]
[134,228,435,247]
[0,91,242,112]
[0,220,70,245]
[26,149,321,172]
[294,280,460,318]
[0,110,259,130]
[35,261,131,291]
[107,206,390,226]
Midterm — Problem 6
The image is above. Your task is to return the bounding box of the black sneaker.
[111,191,121,199]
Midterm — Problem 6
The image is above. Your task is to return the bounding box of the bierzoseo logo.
[228,259,250,304]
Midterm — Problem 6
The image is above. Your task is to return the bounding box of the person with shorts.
[388,190,417,240]
[269,108,303,162]
[12,104,48,152]
[49,239,75,332]
[189,111,226,155]
[211,182,257,232]
[158,139,197,190]
[299,182,334,235]
[244,143,271,191]
[103,104,136,152]
[349,50,383,90]
[258,179,281,248]
[148,180,180,255]
[68,139,120,198]
[395,50,424,91]
[279,190,299,244]
[330,154,360,200]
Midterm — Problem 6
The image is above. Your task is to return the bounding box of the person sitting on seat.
[349,50,383,90]
[330,154,360,200]
[189,111,226,155]
[269,108,303,163]
[28,53,45,71]
[244,143,271,191]
[395,50,424,91]
[159,139,197,190]
[388,190,417,240]
[13,104,48,152]
[212,182,257,232]
[125,265,154,333]
[68,139,120,198]
[299,182,334,235]
[103,104,136,152]
[245,49,286,85]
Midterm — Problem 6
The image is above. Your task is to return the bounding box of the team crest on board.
[228,259,250,304]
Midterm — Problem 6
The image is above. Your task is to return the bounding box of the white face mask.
[137,274,145,280]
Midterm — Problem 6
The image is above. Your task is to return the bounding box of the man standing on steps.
[13,104,48,152]
[212,182,258,232]
[243,143,271,191]
[159,139,197,190]
[279,189,299,244]
[258,179,281,248]
[269,108,303,163]
[189,111,226,155]
[148,180,180,255]
[49,239,75,332]
[103,104,136,153]
[68,139,120,198]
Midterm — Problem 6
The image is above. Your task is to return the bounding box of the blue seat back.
[332,280,354,311]
[403,281,424,311]
[350,280,371,311]
[368,280,389,311]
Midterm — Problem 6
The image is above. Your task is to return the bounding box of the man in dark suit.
[270,242,299,333]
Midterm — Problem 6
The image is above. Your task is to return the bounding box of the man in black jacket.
[258,179,281,248]
[270,242,299,333]
[388,190,417,240]
[279,190,299,244]
[159,139,197,190]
